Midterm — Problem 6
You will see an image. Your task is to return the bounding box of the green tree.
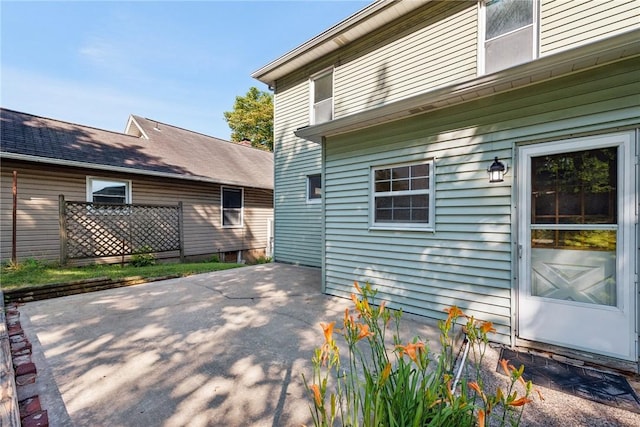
[224,87,273,151]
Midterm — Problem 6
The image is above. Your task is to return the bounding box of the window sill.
[369,225,434,232]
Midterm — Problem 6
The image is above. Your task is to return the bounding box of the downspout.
[321,136,327,293]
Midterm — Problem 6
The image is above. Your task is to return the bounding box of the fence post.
[178,202,184,262]
[58,194,67,265]
[11,171,17,265]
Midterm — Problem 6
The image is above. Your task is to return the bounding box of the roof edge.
[0,107,139,139]
[0,152,274,190]
[252,0,430,86]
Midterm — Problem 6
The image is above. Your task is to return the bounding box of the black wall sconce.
[488,157,508,183]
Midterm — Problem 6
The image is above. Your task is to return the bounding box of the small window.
[307,174,322,203]
[371,160,435,229]
[311,69,333,124]
[482,0,537,74]
[87,177,131,204]
[222,187,243,227]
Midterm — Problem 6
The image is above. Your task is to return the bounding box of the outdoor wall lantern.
[488,157,508,183]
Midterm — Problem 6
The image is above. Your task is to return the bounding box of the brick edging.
[0,291,21,427]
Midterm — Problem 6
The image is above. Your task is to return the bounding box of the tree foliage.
[224,87,273,151]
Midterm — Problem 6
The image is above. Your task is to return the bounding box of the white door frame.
[516,131,637,361]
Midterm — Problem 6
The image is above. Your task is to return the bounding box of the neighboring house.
[0,108,273,264]
[253,0,640,370]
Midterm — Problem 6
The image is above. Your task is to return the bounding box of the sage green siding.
[271,0,640,268]
[273,79,323,266]
[540,0,640,56]
[323,57,640,344]
[334,1,477,117]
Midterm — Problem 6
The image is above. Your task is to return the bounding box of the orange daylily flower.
[356,323,374,341]
[381,362,391,383]
[350,293,359,306]
[353,281,362,294]
[480,321,496,334]
[508,397,532,407]
[344,308,354,327]
[378,300,386,315]
[444,306,464,320]
[397,341,425,363]
[310,384,322,406]
[468,381,482,394]
[477,409,486,427]
[499,358,511,376]
[320,321,336,344]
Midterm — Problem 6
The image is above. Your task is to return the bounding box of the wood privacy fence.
[59,195,184,264]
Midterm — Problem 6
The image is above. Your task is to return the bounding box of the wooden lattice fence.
[59,195,183,264]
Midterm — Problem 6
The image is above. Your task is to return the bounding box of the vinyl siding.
[334,1,477,117]
[540,0,640,56]
[271,1,478,267]
[270,0,639,268]
[272,74,323,267]
[322,57,640,344]
[0,162,273,264]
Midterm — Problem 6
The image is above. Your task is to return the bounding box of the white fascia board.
[0,152,273,191]
[252,0,430,86]
[295,29,640,144]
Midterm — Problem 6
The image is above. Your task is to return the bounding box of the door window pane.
[532,229,616,251]
[531,148,617,225]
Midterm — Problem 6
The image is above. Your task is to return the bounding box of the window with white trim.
[482,0,538,74]
[307,174,322,203]
[310,69,333,124]
[87,177,131,204]
[372,160,435,229]
[222,187,243,227]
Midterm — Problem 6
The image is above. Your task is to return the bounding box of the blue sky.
[1,0,368,139]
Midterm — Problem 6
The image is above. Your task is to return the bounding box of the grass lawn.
[0,259,246,290]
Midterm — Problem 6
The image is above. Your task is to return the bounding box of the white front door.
[517,132,637,361]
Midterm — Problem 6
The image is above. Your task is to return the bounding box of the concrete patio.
[15,263,640,426]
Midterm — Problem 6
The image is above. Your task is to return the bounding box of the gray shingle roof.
[0,108,273,190]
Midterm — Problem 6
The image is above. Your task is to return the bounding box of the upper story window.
[310,69,333,124]
[87,177,131,204]
[222,186,243,227]
[307,174,322,203]
[482,0,538,74]
[371,160,435,230]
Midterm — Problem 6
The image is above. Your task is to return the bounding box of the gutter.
[252,0,430,86]
[294,29,640,144]
[0,152,274,191]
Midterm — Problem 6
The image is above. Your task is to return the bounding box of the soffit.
[252,0,430,87]
[295,30,640,143]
